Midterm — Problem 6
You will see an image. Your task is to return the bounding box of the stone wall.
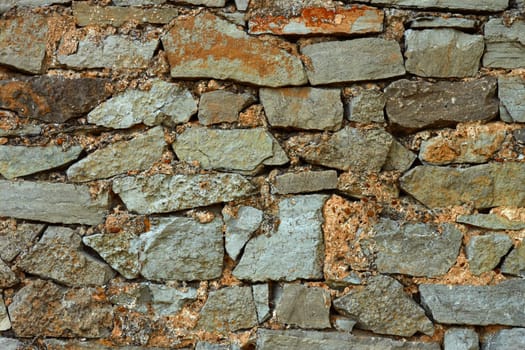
[0,0,524,349]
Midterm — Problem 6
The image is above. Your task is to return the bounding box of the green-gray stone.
[223,206,263,261]
[457,213,525,230]
[276,284,331,329]
[444,328,479,350]
[502,243,525,277]
[0,296,10,331]
[466,233,513,275]
[252,284,270,323]
[0,259,18,288]
[348,89,385,123]
[0,222,45,262]
[369,0,508,11]
[273,170,338,194]
[198,90,255,125]
[410,17,478,30]
[499,76,525,122]
[483,19,525,69]
[383,139,416,172]
[483,328,525,350]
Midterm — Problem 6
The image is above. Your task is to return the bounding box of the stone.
[0,76,110,123]
[0,222,45,262]
[73,2,179,27]
[0,145,82,179]
[410,17,478,29]
[9,279,113,337]
[173,127,288,173]
[337,170,399,200]
[347,89,385,123]
[301,38,405,85]
[466,233,513,275]
[444,328,479,350]
[400,163,525,209]
[197,286,258,332]
[67,126,165,182]
[0,338,24,350]
[234,195,327,281]
[252,284,271,323]
[175,0,226,6]
[514,129,525,143]
[58,34,158,69]
[273,170,338,194]
[147,284,198,316]
[162,12,306,87]
[223,206,263,260]
[0,259,18,288]
[383,140,416,173]
[483,19,525,69]
[235,0,248,11]
[198,90,255,125]
[0,125,41,137]
[113,173,255,214]
[502,243,525,276]
[405,29,484,77]
[0,15,47,73]
[44,339,166,350]
[195,343,231,350]
[384,78,498,132]
[0,0,69,13]
[373,219,462,277]
[499,76,525,122]
[113,0,166,4]
[276,284,331,329]
[17,226,115,287]
[419,279,525,326]
[0,296,10,331]
[457,213,525,230]
[0,180,109,225]
[369,0,508,11]
[88,79,197,129]
[483,328,525,350]
[220,11,246,26]
[334,317,357,332]
[137,216,223,281]
[260,87,343,131]
[334,275,434,336]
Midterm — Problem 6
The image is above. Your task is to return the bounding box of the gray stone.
[112,0,166,5]
[369,0,508,11]
[173,127,288,173]
[337,170,399,200]
[383,140,416,173]
[162,12,306,87]
[0,259,18,288]
[0,296,10,331]
[44,339,166,350]
[373,219,462,277]
[195,342,231,350]
[0,338,24,350]
[410,17,478,29]
[0,180,109,225]
[175,0,226,6]
[252,284,270,323]
[466,233,513,275]
[235,0,249,10]
[137,216,223,281]
[223,206,263,261]
[301,38,405,85]
[0,222,45,262]
[0,145,82,179]
[113,173,255,214]
[234,195,327,281]
[88,79,197,129]
[197,286,258,332]
[483,328,525,350]
[148,284,198,316]
[444,328,479,350]
[499,75,525,122]
[198,90,255,125]
[9,279,113,337]
[260,87,343,130]
[334,316,357,332]
[483,19,525,69]
[221,11,246,27]
[348,89,385,123]
[400,163,525,209]
[0,125,41,137]
[0,0,69,13]
[385,78,498,132]
[17,226,115,287]
[273,170,338,194]
[276,284,331,329]
[502,243,525,276]
[458,213,525,230]
[514,129,525,143]
[58,34,158,69]
[420,279,525,326]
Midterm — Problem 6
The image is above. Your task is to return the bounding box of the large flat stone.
[273,170,338,194]
[369,0,508,11]
[410,17,478,30]
[483,19,525,69]
[499,76,525,123]
[162,12,306,87]
[276,284,331,329]
[466,233,513,275]
[198,90,255,126]
[0,222,45,262]
[457,213,525,231]
[483,328,525,350]
[223,206,263,261]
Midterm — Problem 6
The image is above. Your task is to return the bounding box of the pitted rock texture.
[483,328,525,350]
[466,233,513,275]
[0,259,18,288]
[275,284,331,329]
[347,89,385,123]
[0,222,45,262]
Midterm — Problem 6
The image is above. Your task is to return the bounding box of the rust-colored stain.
[0,80,51,118]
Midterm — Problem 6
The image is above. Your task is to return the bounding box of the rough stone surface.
[420,279,525,326]
[385,78,498,131]
[0,222,45,262]
[369,0,508,11]
[466,233,513,275]
[223,206,263,261]
[113,173,255,214]
[198,90,255,125]
[483,328,525,350]
[88,79,197,129]
[514,128,525,143]
[234,195,327,281]
[383,140,417,172]
[197,286,258,332]
[457,213,525,230]
[195,342,231,350]
[162,12,307,87]
[235,0,248,11]
[499,76,525,122]
[337,170,399,200]
[347,89,385,123]
[252,284,270,323]
[0,296,10,331]
[17,226,115,286]
[301,38,405,85]
[148,284,198,316]
[334,317,357,332]
[400,163,525,209]
[0,180,108,225]
[9,279,113,338]
[175,0,226,6]
[44,339,166,350]
[0,259,18,288]
[0,337,23,350]
[483,19,525,69]
[276,284,331,329]
[0,125,41,137]
[502,243,525,276]
[273,170,338,194]
[260,87,343,131]
[444,328,479,350]
[113,0,166,4]
[410,17,478,29]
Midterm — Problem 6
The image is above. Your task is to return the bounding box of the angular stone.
[235,0,249,11]
[17,226,115,287]
[0,259,18,288]
[0,15,47,73]
[385,78,498,132]
[405,29,484,78]
[0,180,109,225]
[162,12,306,87]
[260,87,343,131]
[44,339,166,350]
[383,140,416,173]
[173,127,288,173]
[420,279,525,326]
[175,0,226,6]
[458,213,525,231]
[0,296,10,331]
[252,284,270,323]
[0,125,41,137]
[373,219,462,277]
[483,19,525,69]
[483,328,525,350]
[301,38,405,85]
[347,89,385,123]
[198,90,255,125]
[499,76,525,123]
[234,195,327,281]
[0,0,70,13]
[137,216,223,281]
[88,79,197,129]
[113,0,166,4]
[9,279,113,337]
[58,34,158,69]
[334,317,357,332]
[400,163,525,209]
[113,173,255,214]
[0,338,24,350]
[334,275,434,336]
[0,76,110,123]
[223,206,263,261]
[276,284,331,329]
[369,0,508,11]
[197,286,258,332]
[221,11,246,26]
[502,243,525,276]
[444,328,479,350]
[514,129,525,143]
[148,284,198,316]
[273,170,338,194]
[0,222,45,262]
[0,145,82,179]
[410,17,478,30]
[466,233,513,275]
[195,342,231,350]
